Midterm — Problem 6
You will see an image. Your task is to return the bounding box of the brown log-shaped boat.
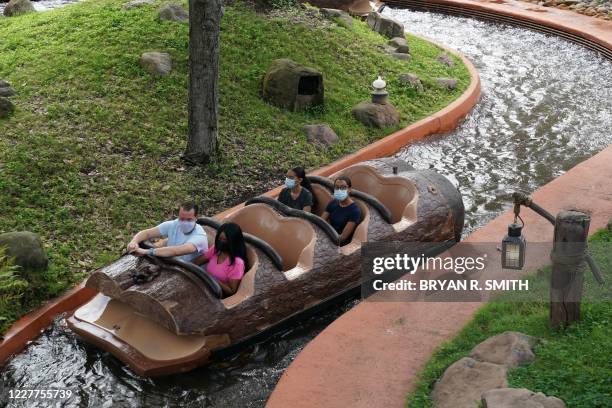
[66,158,464,376]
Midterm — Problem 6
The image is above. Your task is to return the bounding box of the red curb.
[0,36,480,368]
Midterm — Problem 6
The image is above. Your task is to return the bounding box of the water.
[2,8,611,408]
[0,0,80,15]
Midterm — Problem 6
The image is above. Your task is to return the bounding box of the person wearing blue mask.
[322,176,361,244]
[278,166,314,212]
[127,201,208,263]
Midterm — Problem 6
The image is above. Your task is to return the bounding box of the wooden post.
[549,210,590,328]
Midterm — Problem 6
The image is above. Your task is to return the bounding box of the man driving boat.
[127,201,208,262]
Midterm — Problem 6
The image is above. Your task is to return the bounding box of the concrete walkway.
[267,146,612,408]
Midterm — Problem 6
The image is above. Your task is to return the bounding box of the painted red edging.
[0,36,481,367]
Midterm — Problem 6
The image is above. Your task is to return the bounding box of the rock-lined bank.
[520,0,612,20]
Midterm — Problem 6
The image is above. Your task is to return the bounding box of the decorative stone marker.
[158,4,188,22]
[262,59,324,112]
[0,231,48,271]
[366,12,404,39]
[140,52,172,76]
[482,388,566,408]
[3,0,35,17]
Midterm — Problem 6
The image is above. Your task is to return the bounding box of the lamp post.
[502,192,604,328]
[371,76,388,104]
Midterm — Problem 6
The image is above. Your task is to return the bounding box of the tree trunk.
[549,210,590,328]
[185,0,223,164]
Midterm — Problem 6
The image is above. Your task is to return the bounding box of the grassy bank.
[0,0,470,333]
[406,228,612,407]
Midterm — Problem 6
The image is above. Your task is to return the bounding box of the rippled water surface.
[2,8,611,408]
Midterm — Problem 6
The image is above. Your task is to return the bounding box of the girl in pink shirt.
[194,222,247,297]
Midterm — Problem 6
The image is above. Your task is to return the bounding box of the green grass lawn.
[406,227,612,407]
[0,0,470,333]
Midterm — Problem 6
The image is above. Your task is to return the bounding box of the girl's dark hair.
[292,166,317,208]
[215,222,248,268]
[334,175,352,188]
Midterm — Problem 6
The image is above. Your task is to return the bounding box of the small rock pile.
[432,331,567,408]
[520,0,612,20]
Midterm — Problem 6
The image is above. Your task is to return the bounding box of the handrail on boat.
[197,217,285,271]
[140,240,224,299]
[307,176,394,224]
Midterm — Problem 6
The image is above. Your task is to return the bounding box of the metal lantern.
[371,76,388,104]
[501,223,526,269]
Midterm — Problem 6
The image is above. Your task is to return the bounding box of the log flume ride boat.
[66,158,464,376]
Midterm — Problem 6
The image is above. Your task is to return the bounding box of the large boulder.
[3,0,35,17]
[366,12,404,39]
[0,231,48,271]
[482,388,566,408]
[262,59,324,112]
[303,124,338,146]
[432,357,508,408]
[0,97,15,119]
[469,331,539,368]
[158,4,188,22]
[352,101,399,128]
[140,52,172,76]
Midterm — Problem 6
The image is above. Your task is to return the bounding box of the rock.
[352,101,400,128]
[262,59,324,112]
[391,52,411,61]
[388,37,407,48]
[470,331,539,368]
[482,388,566,408]
[124,0,155,9]
[395,44,410,54]
[0,87,17,97]
[3,0,35,17]
[158,4,188,22]
[438,52,454,67]
[0,97,15,118]
[0,80,10,88]
[0,231,48,271]
[303,124,339,146]
[140,52,172,76]
[399,73,423,92]
[435,77,459,90]
[319,8,353,26]
[432,357,508,408]
[366,12,404,39]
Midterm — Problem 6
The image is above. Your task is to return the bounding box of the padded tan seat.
[339,165,418,223]
[223,203,315,272]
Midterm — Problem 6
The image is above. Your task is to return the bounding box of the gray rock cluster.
[0,80,16,118]
[319,8,353,27]
[2,0,35,17]
[522,0,612,20]
[432,332,566,408]
[384,36,411,61]
[366,11,404,39]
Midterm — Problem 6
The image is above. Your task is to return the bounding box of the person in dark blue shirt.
[322,176,362,244]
